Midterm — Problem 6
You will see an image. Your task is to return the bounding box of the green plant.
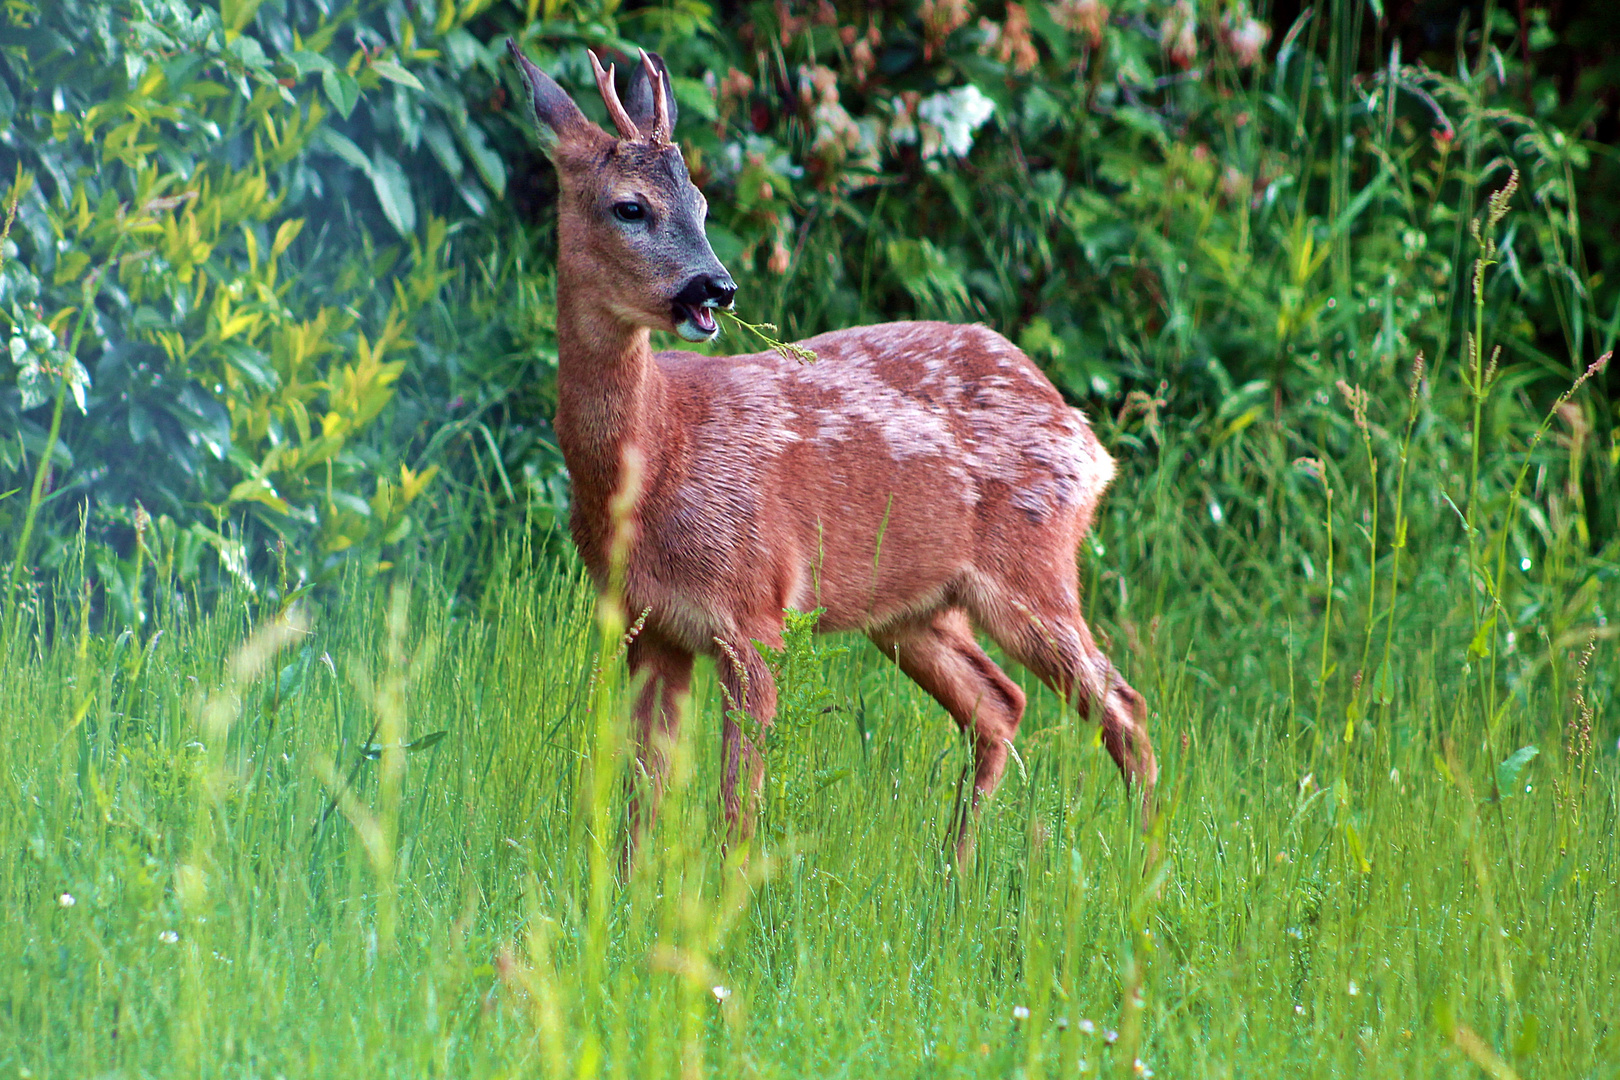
[756,606,849,842]
[0,0,523,630]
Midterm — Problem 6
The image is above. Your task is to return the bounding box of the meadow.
[3,451,1615,1079]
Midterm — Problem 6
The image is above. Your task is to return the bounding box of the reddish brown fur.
[507,44,1156,866]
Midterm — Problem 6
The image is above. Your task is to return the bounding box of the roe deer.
[506,41,1157,865]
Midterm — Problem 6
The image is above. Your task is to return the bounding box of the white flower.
[1223,14,1270,67]
[810,100,860,156]
[58,893,75,908]
[917,84,996,158]
[158,930,179,944]
[1133,1059,1154,1077]
[888,97,919,147]
[1077,1018,1096,1034]
[1012,1005,1030,1020]
[1347,979,1359,996]
[711,985,732,1002]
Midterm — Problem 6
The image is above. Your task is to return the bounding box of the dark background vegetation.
[2,0,1616,639]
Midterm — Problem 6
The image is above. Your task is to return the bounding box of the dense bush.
[2,0,1616,640]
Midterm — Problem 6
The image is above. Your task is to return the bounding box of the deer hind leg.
[622,633,695,876]
[713,632,778,850]
[870,607,1026,865]
[976,591,1157,816]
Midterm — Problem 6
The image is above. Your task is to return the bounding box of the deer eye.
[612,201,646,223]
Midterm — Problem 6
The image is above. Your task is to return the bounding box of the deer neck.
[553,284,671,560]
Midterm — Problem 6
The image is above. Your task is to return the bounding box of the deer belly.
[623,448,977,643]
[780,456,977,632]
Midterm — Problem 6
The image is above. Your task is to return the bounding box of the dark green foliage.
[0,0,526,622]
[3,0,1616,673]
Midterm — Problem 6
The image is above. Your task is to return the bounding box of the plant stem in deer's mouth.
[718,309,819,364]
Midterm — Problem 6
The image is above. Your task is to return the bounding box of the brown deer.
[506,41,1157,865]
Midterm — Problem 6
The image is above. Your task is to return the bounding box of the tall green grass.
[2,510,1613,1077]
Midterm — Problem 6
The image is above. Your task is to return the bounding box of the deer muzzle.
[671,271,736,342]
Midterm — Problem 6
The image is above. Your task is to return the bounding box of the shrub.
[0,0,521,628]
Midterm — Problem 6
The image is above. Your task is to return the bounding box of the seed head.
[1335,380,1369,434]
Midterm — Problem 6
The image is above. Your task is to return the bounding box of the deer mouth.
[672,300,720,342]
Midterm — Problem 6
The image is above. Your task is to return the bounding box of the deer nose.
[676,272,737,310]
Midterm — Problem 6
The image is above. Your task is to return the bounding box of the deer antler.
[588,50,641,141]
[638,49,670,144]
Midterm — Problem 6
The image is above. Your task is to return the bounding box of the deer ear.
[626,50,677,137]
[507,39,590,151]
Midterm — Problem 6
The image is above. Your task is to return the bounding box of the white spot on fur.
[782,323,1117,523]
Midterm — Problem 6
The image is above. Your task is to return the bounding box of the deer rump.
[606,319,1116,653]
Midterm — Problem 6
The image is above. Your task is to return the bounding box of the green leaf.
[176,384,230,458]
[1343,821,1371,873]
[227,476,291,514]
[361,730,448,759]
[59,353,91,413]
[456,123,506,198]
[227,34,270,73]
[369,150,416,237]
[1467,616,1495,658]
[671,76,717,121]
[316,128,372,174]
[288,49,334,77]
[1432,994,1456,1039]
[322,69,360,119]
[276,649,311,698]
[15,362,51,411]
[1022,0,1071,60]
[421,121,464,180]
[223,343,279,390]
[1328,171,1389,238]
[371,60,423,90]
[1369,662,1394,706]
[128,402,156,445]
[328,489,372,518]
[453,177,488,217]
[1495,745,1539,798]
[1433,753,1454,785]
[1513,1014,1540,1058]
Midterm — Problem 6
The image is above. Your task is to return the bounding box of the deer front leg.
[621,634,695,876]
[713,634,777,850]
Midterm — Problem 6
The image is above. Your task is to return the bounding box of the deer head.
[507,40,735,342]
